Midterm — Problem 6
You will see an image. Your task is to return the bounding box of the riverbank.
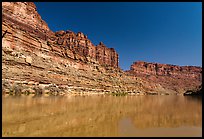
[2,90,183,98]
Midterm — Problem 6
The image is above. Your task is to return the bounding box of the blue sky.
[35,2,202,70]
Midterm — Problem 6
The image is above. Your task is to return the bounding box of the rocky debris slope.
[126,61,202,94]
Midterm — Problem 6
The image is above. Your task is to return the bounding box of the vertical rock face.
[2,2,51,41]
[130,61,202,80]
[2,2,119,68]
[127,61,202,93]
[96,42,118,68]
[2,2,130,96]
[47,31,119,68]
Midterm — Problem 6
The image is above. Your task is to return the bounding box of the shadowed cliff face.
[126,61,202,93]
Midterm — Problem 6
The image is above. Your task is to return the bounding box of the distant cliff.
[126,61,202,94]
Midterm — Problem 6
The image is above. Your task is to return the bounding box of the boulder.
[25,56,32,64]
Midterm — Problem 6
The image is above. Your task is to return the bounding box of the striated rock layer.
[2,2,118,69]
[126,61,202,94]
[47,30,119,68]
[2,2,202,96]
[2,2,149,96]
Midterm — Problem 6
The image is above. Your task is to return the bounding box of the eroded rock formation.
[2,2,50,41]
[127,61,202,94]
[47,30,118,68]
[2,2,202,96]
[2,2,147,96]
[2,2,118,69]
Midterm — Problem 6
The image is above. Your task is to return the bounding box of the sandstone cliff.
[127,61,202,94]
[2,2,202,96]
[2,2,149,96]
[2,2,51,40]
[2,2,118,69]
[47,30,119,68]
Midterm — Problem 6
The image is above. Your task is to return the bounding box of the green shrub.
[111,92,128,96]
[9,83,23,96]
[45,85,60,96]
[33,86,43,96]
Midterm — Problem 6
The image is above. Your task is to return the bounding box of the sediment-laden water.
[2,95,202,137]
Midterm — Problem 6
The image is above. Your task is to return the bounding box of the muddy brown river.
[2,95,202,137]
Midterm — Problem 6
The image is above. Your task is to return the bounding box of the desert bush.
[111,91,128,96]
[33,86,43,96]
[9,83,23,96]
[23,90,31,95]
[45,85,61,96]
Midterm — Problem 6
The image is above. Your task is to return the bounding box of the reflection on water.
[119,118,202,137]
[2,95,202,137]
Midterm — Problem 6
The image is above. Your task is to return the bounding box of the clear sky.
[35,2,202,70]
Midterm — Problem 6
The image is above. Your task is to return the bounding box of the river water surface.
[2,95,202,137]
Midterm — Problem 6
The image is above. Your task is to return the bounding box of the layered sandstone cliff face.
[2,2,150,96]
[2,2,118,69]
[127,61,202,94]
[47,30,118,68]
[2,2,202,96]
[2,2,51,40]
